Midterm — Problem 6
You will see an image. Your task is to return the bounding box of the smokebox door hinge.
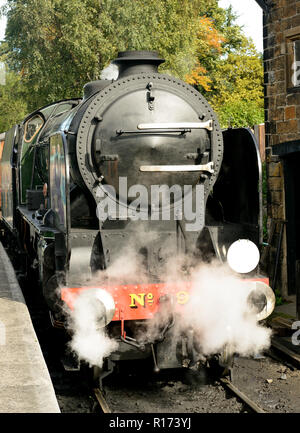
[147,82,155,111]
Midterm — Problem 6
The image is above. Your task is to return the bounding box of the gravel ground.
[103,354,300,413]
[51,370,95,413]
[232,355,300,413]
[26,311,300,414]
[104,367,245,413]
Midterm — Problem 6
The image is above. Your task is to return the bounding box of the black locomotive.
[0,51,274,378]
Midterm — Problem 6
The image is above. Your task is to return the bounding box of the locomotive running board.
[140,161,214,173]
[60,277,270,322]
[137,120,213,131]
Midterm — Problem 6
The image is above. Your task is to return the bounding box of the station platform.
[0,242,60,413]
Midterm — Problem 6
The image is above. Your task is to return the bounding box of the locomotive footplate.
[60,278,271,323]
[60,276,274,370]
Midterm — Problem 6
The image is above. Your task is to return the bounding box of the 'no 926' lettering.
[129,291,190,308]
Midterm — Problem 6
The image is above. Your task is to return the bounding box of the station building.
[255,0,300,316]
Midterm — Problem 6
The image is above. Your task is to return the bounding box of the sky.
[219,0,263,52]
[0,0,263,51]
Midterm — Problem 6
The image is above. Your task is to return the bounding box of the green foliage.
[0,63,28,131]
[207,39,264,128]
[1,0,225,110]
[98,0,207,79]
[0,0,264,130]
[195,5,245,89]
[2,0,105,110]
[214,100,264,128]
[263,214,268,243]
[275,288,283,306]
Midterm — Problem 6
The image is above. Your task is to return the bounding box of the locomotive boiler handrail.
[137,120,213,131]
[116,129,191,135]
[140,162,214,174]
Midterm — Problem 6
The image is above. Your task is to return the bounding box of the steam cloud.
[68,288,118,368]
[100,63,119,81]
[65,235,272,369]
[65,231,157,368]
[183,264,272,357]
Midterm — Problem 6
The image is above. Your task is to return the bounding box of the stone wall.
[264,0,300,147]
[263,0,300,297]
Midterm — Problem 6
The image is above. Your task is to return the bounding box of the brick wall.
[264,0,300,148]
[263,0,300,297]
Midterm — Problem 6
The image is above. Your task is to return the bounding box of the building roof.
[254,0,273,11]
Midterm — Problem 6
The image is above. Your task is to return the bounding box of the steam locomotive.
[0,51,275,380]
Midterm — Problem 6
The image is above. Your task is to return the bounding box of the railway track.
[94,380,266,414]
[219,377,266,413]
[94,387,112,413]
[271,336,300,369]
[220,337,300,414]
[92,342,300,415]
[92,368,267,414]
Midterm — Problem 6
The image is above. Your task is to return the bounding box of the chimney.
[112,50,165,79]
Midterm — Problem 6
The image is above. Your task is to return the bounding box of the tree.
[186,4,247,93]
[98,0,223,83]
[0,63,28,131]
[184,4,265,128]
[185,16,225,91]
[208,39,264,128]
[0,0,264,129]
[1,0,230,110]
[2,0,105,109]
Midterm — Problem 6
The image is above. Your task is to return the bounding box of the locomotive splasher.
[0,50,275,376]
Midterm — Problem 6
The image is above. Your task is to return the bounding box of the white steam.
[182,264,272,357]
[68,289,118,368]
[65,237,272,369]
[64,236,155,369]
[100,63,119,80]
